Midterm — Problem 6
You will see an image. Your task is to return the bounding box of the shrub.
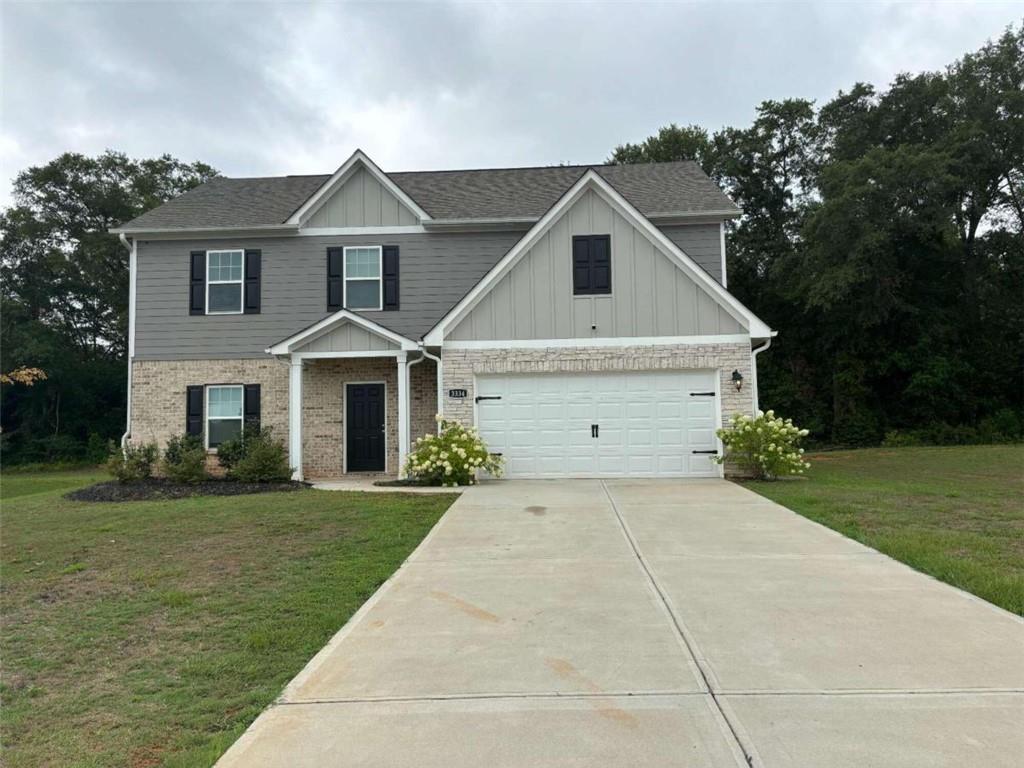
[714,410,810,481]
[225,427,292,483]
[404,416,504,487]
[162,433,208,484]
[106,441,158,484]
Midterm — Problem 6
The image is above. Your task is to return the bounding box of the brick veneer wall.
[409,357,439,444]
[131,359,290,451]
[131,356,435,479]
[440,342,754,474]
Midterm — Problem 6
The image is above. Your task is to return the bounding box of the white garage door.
[475,370,720,478]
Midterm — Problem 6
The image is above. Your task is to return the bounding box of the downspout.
[417,344,443,434]
[750,336,773,415]
[118,233,136,452]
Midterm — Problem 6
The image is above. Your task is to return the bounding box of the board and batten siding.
[295,323,400,353]
[448,190,744,342]
[133,231,524,360]
[306,167,419,227]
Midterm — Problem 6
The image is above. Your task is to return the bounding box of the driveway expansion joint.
[600,480,759,768]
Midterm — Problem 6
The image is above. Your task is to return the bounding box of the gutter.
[750,334,775,414]
[416,344,443,433]
[118,233,136,452]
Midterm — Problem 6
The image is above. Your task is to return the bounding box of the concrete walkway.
[217,479,1024,767]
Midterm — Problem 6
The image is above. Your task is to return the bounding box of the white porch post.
[396,351,409,477]
[289,357,304,481]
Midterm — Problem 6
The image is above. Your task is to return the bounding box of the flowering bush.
[404,416,504,486]
[713,410,810,480]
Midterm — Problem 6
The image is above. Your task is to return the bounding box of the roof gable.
[304,165,420,228]
[287,150,431,227]
[267,309,418,355]
[423,170,772,344]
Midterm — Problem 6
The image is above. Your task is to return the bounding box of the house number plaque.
[448,388,468,399]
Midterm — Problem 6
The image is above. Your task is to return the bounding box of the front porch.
[267,310,439,481]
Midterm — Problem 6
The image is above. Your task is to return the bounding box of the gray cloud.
[2,1,1020,207]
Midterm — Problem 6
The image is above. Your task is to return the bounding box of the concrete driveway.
[217,480,1024,767]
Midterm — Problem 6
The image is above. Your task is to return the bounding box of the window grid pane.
[345,248,381,278]
[208,251,243,282]
[208,386,243,418]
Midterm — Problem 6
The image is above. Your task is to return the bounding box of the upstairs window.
[206,385,243,448]
[207,250,244,313]
[344,246,382,310]
[572,235,611,295]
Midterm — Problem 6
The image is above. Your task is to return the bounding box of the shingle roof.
[117,160,738,231]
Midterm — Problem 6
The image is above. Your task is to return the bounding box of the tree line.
[612,25,1023,445]
[1,26,1021,463]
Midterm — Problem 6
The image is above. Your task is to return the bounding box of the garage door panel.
[475,370,720,478]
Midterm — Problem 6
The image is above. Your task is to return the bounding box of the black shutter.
[189,251,206,314]
[572,237,591,295]
[327,247,344,310]
[591,236,611,293]
[382,245,399,311]
[244,250,261,314]
[244,384,261,431]
[571,236,611,296]
[186,385,203,437]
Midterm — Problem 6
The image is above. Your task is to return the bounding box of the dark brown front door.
[346,383,385,472]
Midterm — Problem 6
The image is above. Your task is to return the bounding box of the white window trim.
[206,249,245,315]
[342,245,383,312]
[205,384,244,451]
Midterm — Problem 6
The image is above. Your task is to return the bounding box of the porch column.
[396,351,409,477]
[289,357,303,481]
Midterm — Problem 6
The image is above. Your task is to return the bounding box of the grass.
[746,445,1024,616]
[0,470,457,768]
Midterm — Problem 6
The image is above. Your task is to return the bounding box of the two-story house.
[112,150,774,480]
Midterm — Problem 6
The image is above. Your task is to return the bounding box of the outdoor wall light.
[731,369,744,391]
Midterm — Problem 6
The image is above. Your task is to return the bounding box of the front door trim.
[343,380,387,474]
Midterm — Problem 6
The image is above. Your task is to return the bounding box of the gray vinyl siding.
[449,190,745,342]
[134,231,524,360]
[296,324,399,353]
[657,223,723,283]
[306,167,419,227]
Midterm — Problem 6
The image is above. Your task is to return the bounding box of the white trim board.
[422,169,773,345]
[287,149,432,226]
[297,225,426,237]
[444,334,752,350]
[266,308,418,355]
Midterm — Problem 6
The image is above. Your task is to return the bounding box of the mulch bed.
[66,477,308,502]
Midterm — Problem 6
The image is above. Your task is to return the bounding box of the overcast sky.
[1,2,1020,208]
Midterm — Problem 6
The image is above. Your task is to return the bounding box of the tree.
[613,24,1024,445]
[1,151,217,463]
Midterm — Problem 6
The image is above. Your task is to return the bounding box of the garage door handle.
[692,449,719,454]
[690,391,716,397]
[475,395,502,403]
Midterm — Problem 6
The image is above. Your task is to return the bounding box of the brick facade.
[131,344,751,479]
[130,356,438,479]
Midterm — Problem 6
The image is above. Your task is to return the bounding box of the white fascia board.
[297,225,426,236]
[266,308,418,355]
[444,334,752,350]
[110,225,298,239]
[424,170,773,344]
[286,149,432,226]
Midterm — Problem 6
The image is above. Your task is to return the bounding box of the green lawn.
[0,471,457,768]
[747,445,1024,616]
